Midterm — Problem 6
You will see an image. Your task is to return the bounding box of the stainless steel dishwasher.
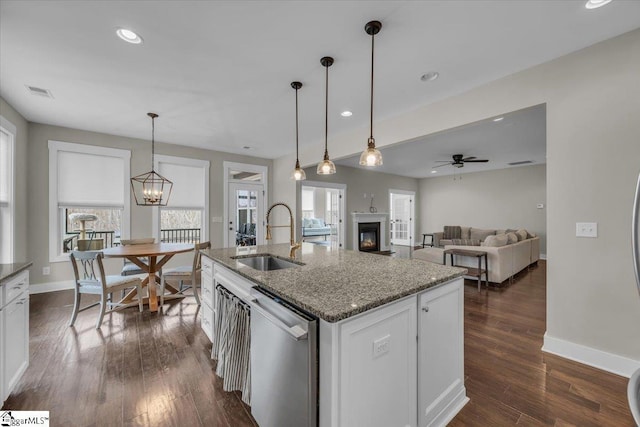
[250,287,318,427]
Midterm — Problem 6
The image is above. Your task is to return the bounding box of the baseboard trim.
[29,280,74,294]
[542,333,640,378]
[540,253,547,260]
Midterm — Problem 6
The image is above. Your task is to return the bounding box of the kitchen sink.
[233,254,303,271]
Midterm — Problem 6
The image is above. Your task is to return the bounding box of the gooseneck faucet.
[265,202,302,258]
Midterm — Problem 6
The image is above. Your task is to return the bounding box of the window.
[48,141,131,262]
[0,117,15,263]
[153,155,209,243]
[301,188,315,219]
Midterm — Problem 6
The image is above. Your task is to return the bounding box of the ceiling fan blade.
[462,156,476,161]
[433,163,452,168]
[434,160,451,163]
[464,159,489,163]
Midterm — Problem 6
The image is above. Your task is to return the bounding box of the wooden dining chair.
[159,241,211,307]
[69,250,144,329]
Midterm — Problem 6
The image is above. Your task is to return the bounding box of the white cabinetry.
[418,278,467,426]
[200,256,214,342]
[1,270,30,404]
[320,277,466,427]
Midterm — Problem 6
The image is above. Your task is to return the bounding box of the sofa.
[413,226,540,284]
[302,217,332,239]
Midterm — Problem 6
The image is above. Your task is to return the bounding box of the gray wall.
[273,29,640,367]
[0,97,28,262]
[24,122,271,285]
[303,165,419,250]
[419,164,547,255]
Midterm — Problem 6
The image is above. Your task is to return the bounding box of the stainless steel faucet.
[266,202,302,258]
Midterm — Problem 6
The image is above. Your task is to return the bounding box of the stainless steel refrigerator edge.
[250,288,318,427]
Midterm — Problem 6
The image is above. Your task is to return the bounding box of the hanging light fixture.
[317,56,336,175]
[290,81,306,181]
[359,20,383,167]
[130,113,173,206]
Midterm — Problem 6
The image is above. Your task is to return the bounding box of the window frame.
[152,154,210,244]
[48,140,131,262]
[0,115,16,264]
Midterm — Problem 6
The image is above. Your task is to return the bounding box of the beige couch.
[414,227,540,284]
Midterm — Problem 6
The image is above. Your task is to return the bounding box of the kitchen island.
[201,243,468,427]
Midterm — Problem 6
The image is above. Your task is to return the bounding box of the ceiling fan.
[434,154,489,168]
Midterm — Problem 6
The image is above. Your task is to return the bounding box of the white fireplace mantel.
[351,212,389,251]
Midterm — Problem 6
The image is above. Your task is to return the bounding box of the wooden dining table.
[102,242,194,312]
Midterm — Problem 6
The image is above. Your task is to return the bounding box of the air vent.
[508,160,533,166]
[26,85,53,98]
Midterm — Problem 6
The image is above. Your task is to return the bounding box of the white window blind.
[157,161,206,208]
[57,150,125,207]
[302,189,314,211]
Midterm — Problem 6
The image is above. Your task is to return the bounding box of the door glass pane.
[236,189,258,246]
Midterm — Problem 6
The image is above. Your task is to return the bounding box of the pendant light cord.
[295,86,300,161]
[370,30,374,140]
[151,115,155,171]
[324,61,329,158]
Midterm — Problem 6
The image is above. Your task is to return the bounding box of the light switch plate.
[537,203,544,209]
[576,222,598,238]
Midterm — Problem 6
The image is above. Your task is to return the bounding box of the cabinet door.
[3,293,29,400]
[418,279,465,427]
[339,296,417,427]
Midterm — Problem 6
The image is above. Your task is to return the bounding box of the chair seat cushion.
[105,275,141,288]
[163,265,193,276]
[121,263,145,275]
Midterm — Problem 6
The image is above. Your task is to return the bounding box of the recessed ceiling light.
[493,117,504,122]
[243,146,251,150]
[341,111,353,117]
[420,72,439,82]
[116,28,143,44]
[585,0,613,9]
[431,170,437,174]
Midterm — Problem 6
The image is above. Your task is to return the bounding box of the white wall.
[274,29,640,373]
[419,164,547,255]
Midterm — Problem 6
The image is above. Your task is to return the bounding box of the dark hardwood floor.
[3,260,634,426]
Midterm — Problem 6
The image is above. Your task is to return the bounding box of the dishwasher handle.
[251,299,308,341]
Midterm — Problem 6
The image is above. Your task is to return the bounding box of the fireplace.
[358,222,380,252]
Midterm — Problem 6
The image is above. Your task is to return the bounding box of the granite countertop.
[201,243,466,322]
[0,262,33,284]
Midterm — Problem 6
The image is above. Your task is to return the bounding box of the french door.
[389,191,414,247]
[228,183,264,247]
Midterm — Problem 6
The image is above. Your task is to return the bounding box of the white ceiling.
[335,104,546,178]
[1,1,640,160]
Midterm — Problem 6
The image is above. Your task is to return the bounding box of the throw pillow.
[516,229,528,241]
[302,218,311,228]
[506,232,518,244]
[443,225,461,240]
[495,229,507,236]
[526,230,537,238]
[460,226,471,240]
[484,234,508,247]
[452,238,481,246]
[470,228,496,242]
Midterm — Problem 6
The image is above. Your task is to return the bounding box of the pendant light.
[359,20,383,167]
[130,113,173,206]
[317,56,336,175]
[290,81,306,181]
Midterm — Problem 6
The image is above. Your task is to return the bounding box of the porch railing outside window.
[160,228,200,243]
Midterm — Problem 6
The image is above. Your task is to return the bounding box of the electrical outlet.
[576,222,598,238]
[373,335,390,358]
[42,266,50,276]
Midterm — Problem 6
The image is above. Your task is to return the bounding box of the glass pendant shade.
[291,160,307,181]
[360,137,383,166]
[317,155,336,175]
[130,113,173,206]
